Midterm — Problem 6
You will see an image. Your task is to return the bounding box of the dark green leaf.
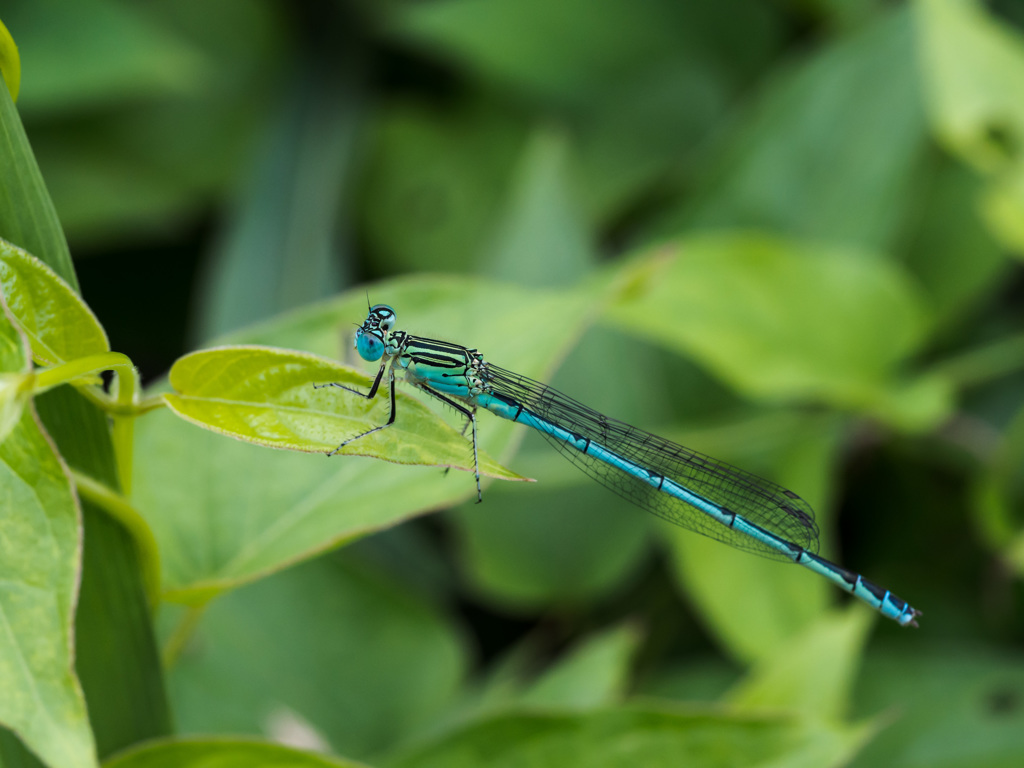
[388,704,871,768]
[104,738,368,768]
[650,6,927,253]
[165,553,465,762]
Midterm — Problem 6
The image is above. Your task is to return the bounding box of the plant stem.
[35,352,141,493]
[162,603,208,669]
[71,469,162,608]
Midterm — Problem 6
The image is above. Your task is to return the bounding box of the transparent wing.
[485,364,819,559]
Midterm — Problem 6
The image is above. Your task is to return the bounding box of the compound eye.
[356,332,385,362]
[381,318,393,331]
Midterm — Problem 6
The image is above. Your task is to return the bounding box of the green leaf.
[484,127,592,286]
[915,0,1024,253]
[851,649,1024,768]
[0,63,75,287]
[0,238,109,365]
[0,22,171,755]
[164,553,465,762]
[0,327,97,767]
[0,17,19,102]
[662,413,839,663]
[0,298,33,443]
[103,738,368,768]
[166,345,519,480]
[395,0,714,105]
[972,400,1024,565]
[915,0,1024,174]
[605,234,935,422]
[518,624,641,711]
[359,98,526,274]
[449,459,649,607]
[388,704,872,768]
[5,0,203,116]
[134,277,597,601]
[727,607,874,722]
[650,5,927,253]
[902,158,1007,327]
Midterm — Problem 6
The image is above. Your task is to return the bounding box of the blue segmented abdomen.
[475,389,919,627]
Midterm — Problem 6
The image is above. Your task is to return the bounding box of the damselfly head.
[354,304,396,362]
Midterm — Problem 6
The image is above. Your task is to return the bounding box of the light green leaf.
[388,704,872,768]
[605,235,932,420]
[166,345,520,480]
[0,296,33,442]
[0,238,109,365]
[518,624,641,711]
[727,607,874,721]
[0,17,19,102]
[915,0,1024,173]
[0,318,97,767]
[164,553,465,762]
[104,737,368,768]
[134,277,597,601]
[915,0,1024,253]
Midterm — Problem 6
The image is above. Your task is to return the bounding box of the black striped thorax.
[393,332,492,394]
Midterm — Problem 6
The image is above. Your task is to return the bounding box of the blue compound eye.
[356,332,385,362]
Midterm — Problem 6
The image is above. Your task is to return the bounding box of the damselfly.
[317,304,921,627]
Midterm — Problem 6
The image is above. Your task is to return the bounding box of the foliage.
[2,1,1024,767]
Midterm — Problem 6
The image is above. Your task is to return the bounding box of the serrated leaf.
[165,345,521,481]
[605,235,930,419]
[0,238,108,365]
[104,737,368,768]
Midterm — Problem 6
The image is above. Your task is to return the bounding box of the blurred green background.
[5,0,1024,766]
